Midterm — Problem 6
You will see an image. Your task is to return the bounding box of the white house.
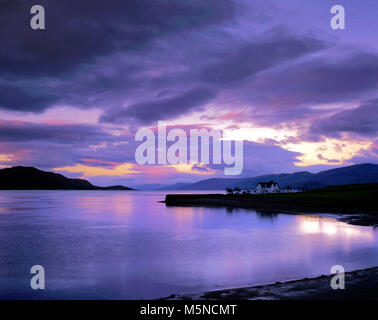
[255,181,280,194]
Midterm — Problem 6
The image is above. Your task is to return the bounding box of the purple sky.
[0,0,377,187]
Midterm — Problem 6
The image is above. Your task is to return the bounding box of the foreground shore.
[165,266,378,300]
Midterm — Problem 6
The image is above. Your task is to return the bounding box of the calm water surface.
[0,190,377,299]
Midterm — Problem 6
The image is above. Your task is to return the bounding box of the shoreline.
[164,266,378,300]
[164,193,378,227]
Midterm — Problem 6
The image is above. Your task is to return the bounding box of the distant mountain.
[156,182,193,190]
[299,163,378,187]
[0,166,134,190]
[161,163,378,191]
[134,182,195,190]
[133,184,167,190]
[99,185,135,191]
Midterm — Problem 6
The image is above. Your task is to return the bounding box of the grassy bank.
[164,183,378,226]
[275,183,378,200]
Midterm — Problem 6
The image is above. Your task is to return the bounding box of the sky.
[0,0,377,188]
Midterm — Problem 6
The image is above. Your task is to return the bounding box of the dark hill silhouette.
[0,166,134,190]
[158,163,378,190]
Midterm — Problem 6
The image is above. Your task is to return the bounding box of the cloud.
[0,0,237,78]
[0,0,327,126]
[0,119,303,185]
[191,164,212,173]
[240,53,378,126]
[349,140,378,164]
[98,32,324,125]
[199,48,378,133]
[0,0,236,115]
[199,140,302,177]
[309,99,378,138]
[0,119,118,143]
[317,153,339,163]
[0,119,137,171]
[100,87,216,124]
[201,34,324,85]
[0,83,60,112]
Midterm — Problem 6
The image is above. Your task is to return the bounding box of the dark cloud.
[201,35,324,85]
[0,0,336,126]
[0,119,138,171]
[317,154,339,163]
[218,52,378,127]
[191,164,211,173]
[0,119,118,144]
[100,87,216,124]
[1,0,377,153]
[0,83,59,112]
[0,0,240,114]
[98,32,324,125]
[309,99,378,137]
[250,53,378,108]
[0,0,237,77]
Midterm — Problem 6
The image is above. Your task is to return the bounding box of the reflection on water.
[299,216,373,239]
[0,190,377,299]
[255,209,280,221]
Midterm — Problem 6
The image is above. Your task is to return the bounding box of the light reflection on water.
[0,190,377,299]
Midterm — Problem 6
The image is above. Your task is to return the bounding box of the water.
[0,190,377,299]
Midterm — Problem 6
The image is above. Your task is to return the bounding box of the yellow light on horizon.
[284,138,372,167]
[0,154,12,162]
[54,163,138,177]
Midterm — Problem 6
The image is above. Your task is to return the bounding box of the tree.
[226,187,233,195]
